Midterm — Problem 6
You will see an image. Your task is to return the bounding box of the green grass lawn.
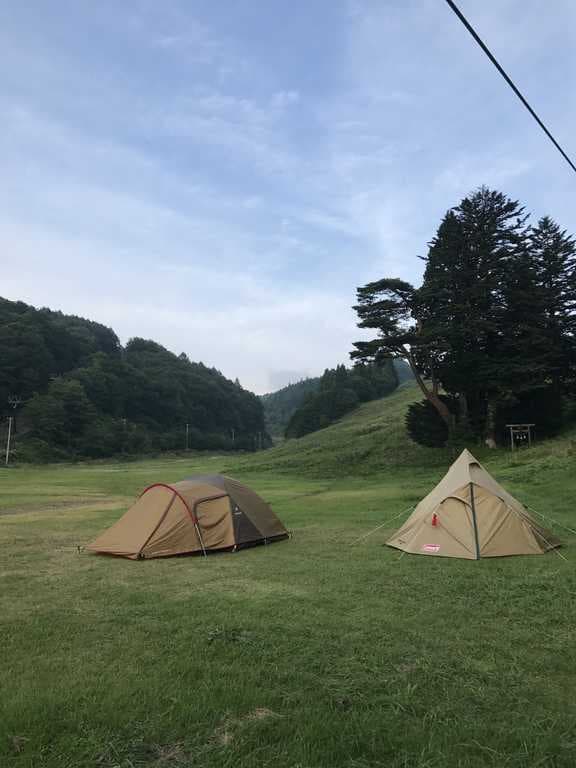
[2,389,576,767]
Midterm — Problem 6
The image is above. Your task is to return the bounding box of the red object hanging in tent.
[431,513,438,527]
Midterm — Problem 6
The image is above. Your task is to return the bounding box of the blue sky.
[1,0,575,393]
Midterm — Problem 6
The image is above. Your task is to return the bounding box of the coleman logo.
[422,544,440,552]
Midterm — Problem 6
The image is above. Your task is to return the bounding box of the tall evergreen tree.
[353,188,576,447]
[529,216,576,392]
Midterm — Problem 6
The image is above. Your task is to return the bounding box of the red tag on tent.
[431,513,438,527]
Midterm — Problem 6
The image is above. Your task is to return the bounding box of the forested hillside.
[261,378,320,436]
[0,297,120,409]
[285,361,398,438]
[0,297,268,460]
[261,360,410,438]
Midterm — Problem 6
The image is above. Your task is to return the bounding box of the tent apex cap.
[458,448,481,464]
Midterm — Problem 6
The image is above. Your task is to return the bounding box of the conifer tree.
[352,188,576,447]
[529,216,576,393]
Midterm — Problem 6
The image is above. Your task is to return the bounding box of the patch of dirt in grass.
[214,724,234,747]
[207,626,257,644]
[9,735,29,754]
[213,708,282,747]
[152,742,188,764]
[243,707,280,722]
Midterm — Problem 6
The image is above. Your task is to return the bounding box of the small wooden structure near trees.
[506,423,535,451]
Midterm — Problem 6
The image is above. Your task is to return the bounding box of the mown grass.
[2,388,576,767]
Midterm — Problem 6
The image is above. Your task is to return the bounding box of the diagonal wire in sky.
[443,0,576,175]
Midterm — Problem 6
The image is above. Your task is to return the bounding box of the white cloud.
[270,90,300,110]
[0,217,363,394]
[2,0,575,395]
[153,35,182,49]
[158,87,299,174]
[142,7,227,65]
[434,154,533,197]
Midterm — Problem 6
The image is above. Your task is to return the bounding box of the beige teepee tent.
[87,475,288,560]
[387,449,559,559]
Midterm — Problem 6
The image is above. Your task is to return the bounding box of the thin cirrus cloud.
[1,0,575,392]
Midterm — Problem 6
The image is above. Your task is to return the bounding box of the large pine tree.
[529,216,576,393]
[353,188,576,447]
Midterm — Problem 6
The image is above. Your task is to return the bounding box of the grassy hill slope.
[261,360,413,439]
[231,382,576,481]
[232,383,447,477]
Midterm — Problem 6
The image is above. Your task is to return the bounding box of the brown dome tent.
[387,449,560,559]
[87,475,288,559]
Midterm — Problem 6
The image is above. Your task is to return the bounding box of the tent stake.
[529,524,568,562]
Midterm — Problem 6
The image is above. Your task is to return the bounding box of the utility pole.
[5,395,22,467]
[5,416,13,467]
[185,423,190,451]
[231,427,235,446]
[121,418,127,454]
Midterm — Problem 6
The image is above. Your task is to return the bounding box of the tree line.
[0,297,268,460]
[261,360,411,439]
[261,377,321,437]
[285,362,398,438]
[352,187,576,447]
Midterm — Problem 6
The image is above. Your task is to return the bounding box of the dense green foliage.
[405,395,456,448]
[353,188,576,447]
[0,297,120,414]
[261,361,411,439]
[0,297,268,460]
[405,388,566,449]
[260,377,320,437]
[285,362,398,438]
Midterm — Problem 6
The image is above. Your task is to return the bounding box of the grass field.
[2,386,576,767]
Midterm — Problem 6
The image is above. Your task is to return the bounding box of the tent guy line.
[350,505,415,546]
